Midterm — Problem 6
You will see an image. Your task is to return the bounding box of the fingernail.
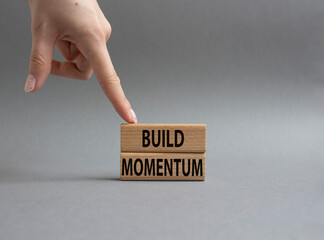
[130,109,137,123]
[24,74,36,93]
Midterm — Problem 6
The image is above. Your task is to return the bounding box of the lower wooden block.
[120,153,205,181]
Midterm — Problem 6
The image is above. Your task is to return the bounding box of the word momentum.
[120,153,205,180]
[121,124,206,153]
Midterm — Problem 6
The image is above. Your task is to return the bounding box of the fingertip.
[129,109,137,124]
[24,74,36,93]
[28,74,48,92]
[115,103,137,124]
[116,108,137,124]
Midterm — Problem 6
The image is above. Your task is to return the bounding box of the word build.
[120,124,206,181]
[142,129,184,148]
[121,124,206,153]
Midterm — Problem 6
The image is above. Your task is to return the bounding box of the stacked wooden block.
[120,124,206,180]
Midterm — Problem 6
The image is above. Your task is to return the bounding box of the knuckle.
[84,24,106,43]
[31,21,52,36]
[76,66,93,80]
[30,54,47,68]
[104,21,112,40]
[107,71,120,83]
[81,71,93,81]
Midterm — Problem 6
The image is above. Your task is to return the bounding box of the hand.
[25,0,137,123]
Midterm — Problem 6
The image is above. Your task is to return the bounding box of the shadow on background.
[0,168,120,183]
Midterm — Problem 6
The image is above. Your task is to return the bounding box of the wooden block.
[121,124,206,153]
[120,152,205,180]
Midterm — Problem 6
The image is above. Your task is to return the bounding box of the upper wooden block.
[121,124,206,153]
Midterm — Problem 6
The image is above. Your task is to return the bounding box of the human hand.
[25,0,137,123]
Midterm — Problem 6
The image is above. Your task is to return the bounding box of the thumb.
[25,33,55,93]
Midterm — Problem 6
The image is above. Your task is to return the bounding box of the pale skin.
[25,0,137,123]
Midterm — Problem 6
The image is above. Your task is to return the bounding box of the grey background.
[0,0,324,239]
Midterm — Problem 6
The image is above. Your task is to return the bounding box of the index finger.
[82,40,137,123]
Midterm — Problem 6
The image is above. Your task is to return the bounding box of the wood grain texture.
[121,124,206,153]
[120,152,205,180]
